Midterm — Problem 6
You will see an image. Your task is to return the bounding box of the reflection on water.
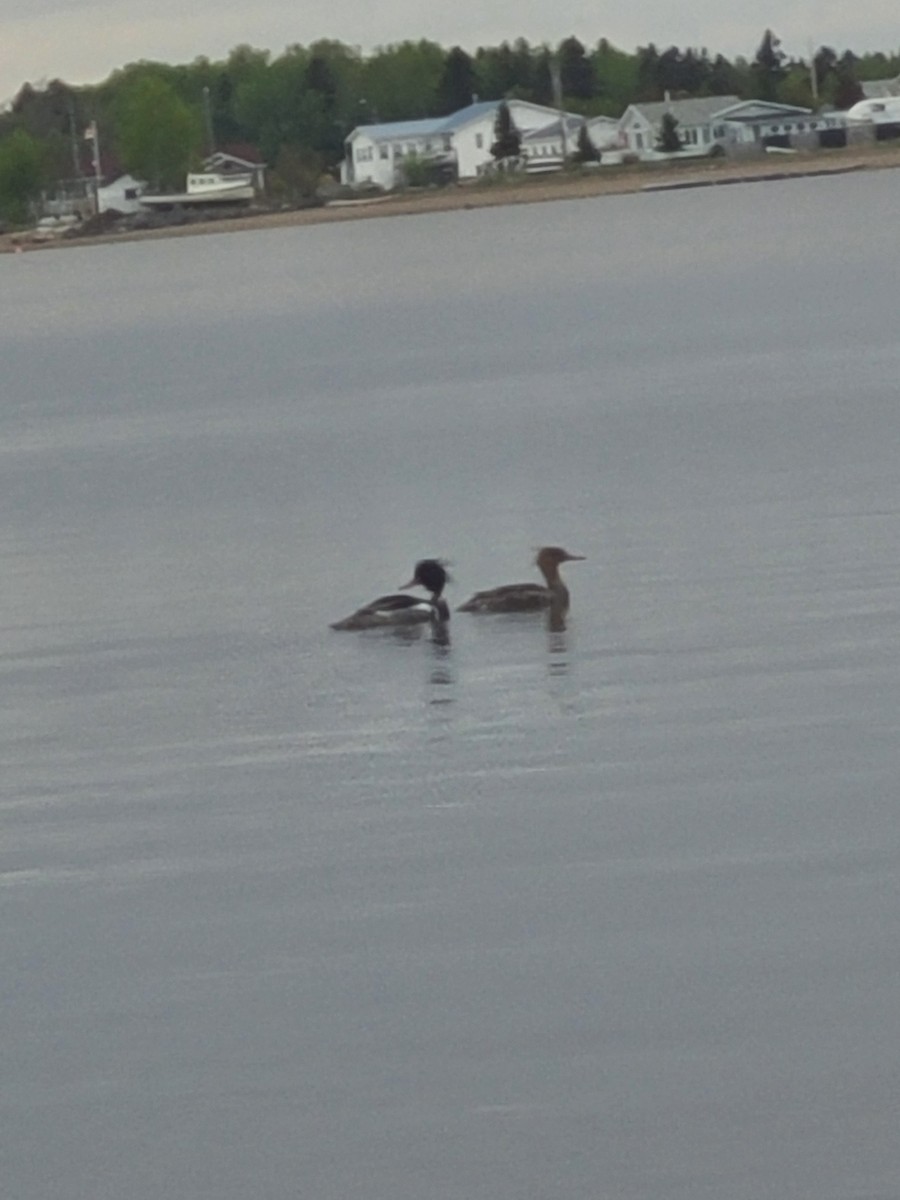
[428,637,455,704]
[546,597,568,635]
[430,620,451,650]
[546,625,569,677]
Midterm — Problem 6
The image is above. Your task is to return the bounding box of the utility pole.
[809,41,819,105]
[84,120,102,214]
[551,58,568,161]
[202,87,216,157]
[67,100,82,180]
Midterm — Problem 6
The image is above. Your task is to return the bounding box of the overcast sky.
[2,0,898,105]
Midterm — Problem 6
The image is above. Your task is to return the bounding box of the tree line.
[0,29,894,222]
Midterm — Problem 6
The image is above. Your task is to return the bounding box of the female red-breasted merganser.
[330,559,450,630]
[456,546,585,614]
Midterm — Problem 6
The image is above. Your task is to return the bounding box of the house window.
[475,133,483,149]
[380,145,389,159]
[713,124,725,137]
[635,132,644,149]
[442,136,451,151]
[394,144,404,157]
[124,188,137,200]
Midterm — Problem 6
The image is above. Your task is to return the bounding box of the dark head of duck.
[402,559,450,621]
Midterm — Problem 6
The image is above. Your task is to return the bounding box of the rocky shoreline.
[4,143,900,255]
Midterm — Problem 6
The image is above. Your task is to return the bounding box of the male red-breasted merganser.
[330,559,450,630]
[456,546,585,614]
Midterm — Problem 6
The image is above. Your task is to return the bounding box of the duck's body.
[331,559,450,631]
[457,547,584,614]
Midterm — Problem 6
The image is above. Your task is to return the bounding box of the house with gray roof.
[520,116,586,170]
[341,99,581,189]
[618,95,831,158]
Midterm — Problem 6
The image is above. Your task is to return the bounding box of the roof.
[626,95,741,126]
[350,116,447,142]
[861,77,900,99]
[347,99,571,144]
[521,116,584,142]
[715,99,813,122]
[437,100,502,131]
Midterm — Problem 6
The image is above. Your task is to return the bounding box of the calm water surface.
[3,173,900,1199]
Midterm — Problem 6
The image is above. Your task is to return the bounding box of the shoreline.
[4,144,900,255]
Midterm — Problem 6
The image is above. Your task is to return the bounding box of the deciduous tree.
[0,129,45,224]
[116,76,202,190]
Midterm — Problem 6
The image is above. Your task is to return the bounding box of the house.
[618,95,741,156]
[618,95,838,158]
[341,99,583,189]
[96,173,146,214]
[860,75,900,99]
[715,99,842,146]
[205,148,267,194]
[586,115,621,153]
[520,116,587,171]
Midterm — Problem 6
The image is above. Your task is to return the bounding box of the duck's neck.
[538,560,561,587]
[431,596,450,622]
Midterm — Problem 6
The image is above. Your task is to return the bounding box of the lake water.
[3,172,900,1200]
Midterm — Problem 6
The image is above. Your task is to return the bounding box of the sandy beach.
[4,142,900,254]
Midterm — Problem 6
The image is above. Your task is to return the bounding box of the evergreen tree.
[558,37,594,100]
[635,44,662,100]
[436,47,477,114]
[752,29,786,100]
[510,38,536,96]
[706,54,740,96]
[475,42,518,99]
[532,47,555,106]
[573,121,599,162]
[831,53,864,109]
[657,111,682,152]
[491,100,520,159]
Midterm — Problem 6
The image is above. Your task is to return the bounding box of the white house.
[96,173,146,214]
[586,115,621,152]
[342,99,583,189]
[715,99,841,145]
[618,95,741,157]
[520,115,588,170]
[618,95,842,159]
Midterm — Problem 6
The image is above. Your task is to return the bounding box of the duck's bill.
[563,553,586,561]
[399,576,419,589]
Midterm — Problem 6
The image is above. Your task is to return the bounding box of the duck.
[456,546,585,614]
[330,559,450,630]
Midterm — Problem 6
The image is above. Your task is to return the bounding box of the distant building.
[97,173,146,215]
[617,95,843,158]
[860,75,900,99]
[341,100,584,189]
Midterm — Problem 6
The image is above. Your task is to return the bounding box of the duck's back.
[331,593,434,630]
[457,582,552,613]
